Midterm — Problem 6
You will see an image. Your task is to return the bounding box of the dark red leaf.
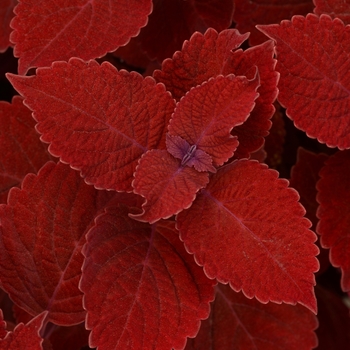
[81,208,215,350]
[166,134,216,173]
[186,284,318,350]
[0,311,47,350]
[10,0,152,75]
[0,311,6,339]
[137,0,234,61]
[168,74,260,166]
[154,29,278,158]
[0,96,53,203]
[131,150,209,223]
[316,150,350,292]
[0,0,16,52]
[7,58,175,191]
[315,285,350,350]
[177,159,319,313]
[258,14,350,149]
[233,0,314,45]
[314,0,350,25]
[0,161,111,325]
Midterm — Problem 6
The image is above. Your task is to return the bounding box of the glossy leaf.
[168,74,260,166]
[316,150,350,292]
[0,161,111,325]
[177,159,319,313]
[233,0,314,45]
[11,0,152,75]
[7,58,176,191]
[137,0,234,61]
[0,0,16,52]
[154,29,278,158]
[314,0,350,24]
[0,96,53,203]
[186,284,318,350]
[0,311,47,350]
[81,207,215,350]
[131,150,209,223]
[258,14,350,149]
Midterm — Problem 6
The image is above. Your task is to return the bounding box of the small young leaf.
[258,14,350,149]
[168,74,260,166]
[7,58,176,191]
[11,0,152,74]
[177,159,319,313]
[131,150,209,223]
[81,207,215,350]
[316,149,350,292]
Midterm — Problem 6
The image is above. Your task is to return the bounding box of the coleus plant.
[0,0,349,349]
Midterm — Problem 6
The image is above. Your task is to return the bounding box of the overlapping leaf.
[7,58,176,191]
[0,161,112,325]
[10,0,152,75]
[177,159,319,313]
[258,14,350,149]
[154,29,278,158]
[131,150,209,223]
[0,0,16,52]
[185,284,318,350]
[0,311,47,350]
[136,0,234,61]
[316,150,350,292]
[233,0,314,45]
[81,206,215,350]
[0,96,53,203]
[168,74,260,166]
[314,0,350,24]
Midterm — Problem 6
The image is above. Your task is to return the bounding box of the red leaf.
[258,14,350,149]
[81,208,215,350]
[314,0,350,25]
[168,74,260,166]
[177,159,319,313]
[0,96,53,203]
[154,29,278,158]
[137,0,234,61]
[131,150,209,224]
[0,311,6,339]
[233,0,314,46]
[0,0,16,52]
[0,311,47,350]
[10,0,152,75]
[0,161,111,325]
[316,150,350,292]
[7,58,175,191]
[185,284,318,350]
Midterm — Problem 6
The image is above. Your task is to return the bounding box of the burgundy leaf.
[154,29,278,158]
[0,0,16,52]
[186,284,318,350]
[166,134,216,173]
[0,96,53,203]
[10,0,152,75]
[0,161,111,325]
[258,14,350,149]
[233,0,314,46]
[7,58,175,191]
[315,285,350,350]
[0,311,6,339]
[81,207,215,350]
[316,150,350,292]
[168,75,260,166]
[137,0,234,61]
[131,150,209,224]
[0,311,47,350]
[177,159,319,313]
[314,0,350,25]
